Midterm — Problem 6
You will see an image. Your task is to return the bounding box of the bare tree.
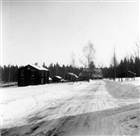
[132,34,140,59]
[135,39,140,59]
[80,41,95,69]
[134,37,140,76]
[111,46,118,80]
[71,51,76,72]
[71,51,76,82]
[80,41,96,81]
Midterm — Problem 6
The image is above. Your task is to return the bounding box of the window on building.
[31,70,35,77]
[45,72,48,77]
[21,70,24,77]
[41,71,44,77]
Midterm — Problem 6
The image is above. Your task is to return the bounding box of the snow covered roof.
[49,77,52,80]
[94,68,102,74]
[68,73,78,78]
[27,64,49,71]
[54,76,62,79]
[68,72,74,76]
[40,66,49,71]
[79,72,89,77]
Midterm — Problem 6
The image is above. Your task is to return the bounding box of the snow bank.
[121,77,140,86]
[114,77,140,86]
[105,79,140,99]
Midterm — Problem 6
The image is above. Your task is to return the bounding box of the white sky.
[1,0,139,67]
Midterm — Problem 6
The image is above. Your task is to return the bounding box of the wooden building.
[52,76,62,83]
[79,71,89,81]
[65,73,78,81]
[92,68,103,79]
[79,68,103,81]
[18,64,49,86]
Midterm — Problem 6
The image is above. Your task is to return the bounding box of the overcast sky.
[1,0,139,67]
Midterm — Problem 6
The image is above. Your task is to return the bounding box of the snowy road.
[1,80,140,136]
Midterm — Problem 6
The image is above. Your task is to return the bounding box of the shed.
[18,64,49,86]
[65,73,78,81]
[79,68,103,80]
[52,76,62,83]
[79,71,89,81]
[92,68,103,79]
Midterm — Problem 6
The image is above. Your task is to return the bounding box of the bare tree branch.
[71,51,76,72]
[133,34,140,58]
[80,41,95,69]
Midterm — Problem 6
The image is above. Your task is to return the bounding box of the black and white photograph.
[0,0,140,135]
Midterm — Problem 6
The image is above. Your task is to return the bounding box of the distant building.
[18,64,49,86]
[92,68,103,79]
[79,70,89,81]
[79,68,103,81]
[65,73,78,81]
[52,76,62,83]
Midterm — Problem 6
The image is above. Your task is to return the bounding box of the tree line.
[102,40,140,80]
[0,65,18,83]
[0,64,83,83]
[101,56,140,79]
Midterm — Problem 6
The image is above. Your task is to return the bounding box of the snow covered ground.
[1,78,140,136]
[113,77,140,86]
